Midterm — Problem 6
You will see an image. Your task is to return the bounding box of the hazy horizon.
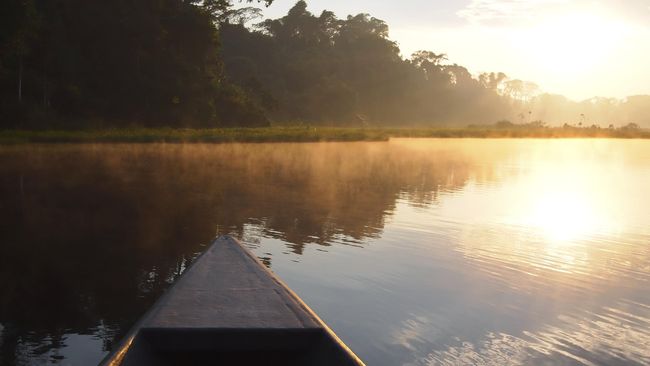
[252,0,650,102]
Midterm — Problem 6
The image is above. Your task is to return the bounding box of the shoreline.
[1,127,649,144]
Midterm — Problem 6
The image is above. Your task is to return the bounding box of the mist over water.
[1,139,649,365]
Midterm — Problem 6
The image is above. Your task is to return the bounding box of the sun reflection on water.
[500,150,626,246]
[517,173,616,244]
[530,192,597,243]
[382,139,650,366]
[402,139,650,290]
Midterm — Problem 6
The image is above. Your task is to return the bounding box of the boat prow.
[100,236,365,365]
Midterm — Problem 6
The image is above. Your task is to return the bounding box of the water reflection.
[0,139,649,365]
[239,140,650,366]
[419,299,650,366]
[0,141,473,364]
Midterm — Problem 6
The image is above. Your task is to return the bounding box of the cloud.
[458,0,650,26]
[457,0,567,25]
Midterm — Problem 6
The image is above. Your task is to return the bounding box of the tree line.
[219,1,514,125]
[1,0,272,128]
[1,0,648,128]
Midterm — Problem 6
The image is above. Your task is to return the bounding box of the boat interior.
[114,327,361,366]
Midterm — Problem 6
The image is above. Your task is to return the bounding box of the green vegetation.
[2,125,648,144]
[1,0,273,128]
[0,127,388,144]
[2,0,649,128]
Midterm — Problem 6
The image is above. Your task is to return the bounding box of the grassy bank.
[0,127,389,144]
[1,126,649,144]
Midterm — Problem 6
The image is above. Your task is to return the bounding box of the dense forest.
[0,0,273,128]
[1,0,649,128]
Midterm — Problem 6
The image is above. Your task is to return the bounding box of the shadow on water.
[0,142,476,365]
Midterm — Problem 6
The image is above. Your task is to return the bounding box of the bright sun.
[514,12,630,75]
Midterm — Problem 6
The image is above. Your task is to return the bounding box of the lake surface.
[1,139,649,366]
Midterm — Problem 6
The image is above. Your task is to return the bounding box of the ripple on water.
[415,300,650,366]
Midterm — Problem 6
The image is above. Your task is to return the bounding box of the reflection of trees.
[203,142,476,251]
[0,142,476,363]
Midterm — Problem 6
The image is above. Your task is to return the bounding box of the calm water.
[1,139,649,366]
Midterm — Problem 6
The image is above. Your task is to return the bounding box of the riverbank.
[1,126,649,144]
[0,128,389,144]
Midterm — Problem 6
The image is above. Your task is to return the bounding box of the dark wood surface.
[146,236,320,330]
[100,236,365,366]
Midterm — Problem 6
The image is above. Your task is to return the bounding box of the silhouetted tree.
[0,0,273,128]
[2,0,649,128]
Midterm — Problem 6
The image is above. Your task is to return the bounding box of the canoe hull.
[100,236,364,366]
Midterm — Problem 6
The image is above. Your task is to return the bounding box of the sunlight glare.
[514,12,631,75]
[513,159,619,244]
[529,191,599,242]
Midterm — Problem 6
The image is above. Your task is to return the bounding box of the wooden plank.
[100,236,365,366]
[144,236,320,330]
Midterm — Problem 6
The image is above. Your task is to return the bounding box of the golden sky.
[260,0,650,101]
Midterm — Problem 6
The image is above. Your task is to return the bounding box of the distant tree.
[503,79,540,102]
[527,120,546,128]
[479,72,507,91]
[201,0,272,23]
[495,120,514,128]
[621,122,640,130]
[411,51,448,81]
